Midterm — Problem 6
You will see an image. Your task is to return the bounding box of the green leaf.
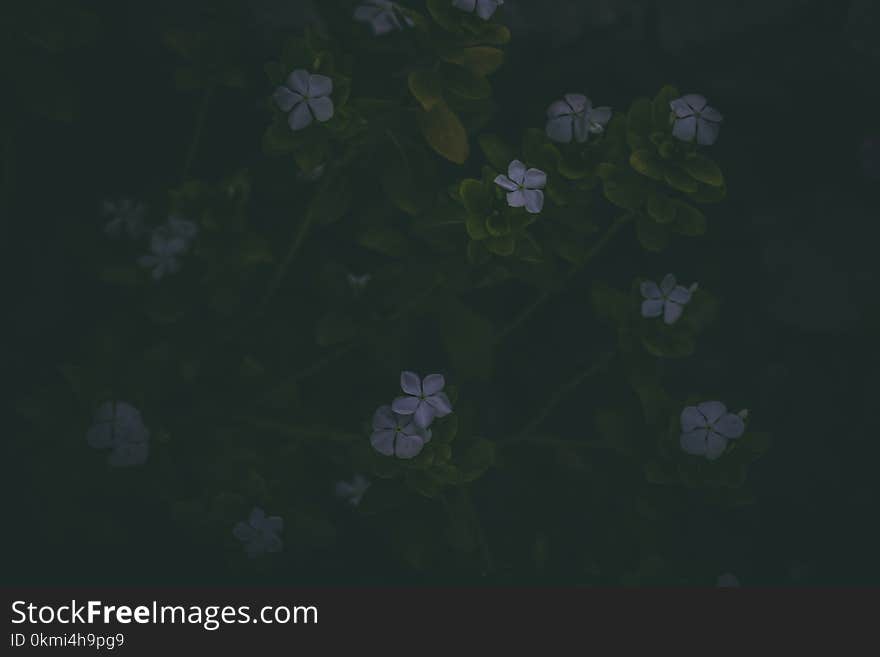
[466,239,490,264]
[486,211,511,236]
[442,47,504,77]
[668,200,706,236]
[359,226,410,257]
[460,178,492,216]
[603,177,648,211]
[442,65,491,100]
[635,215,670,252]
[478,133,515,171]
[664,166,699,193]
[466,212,489,240]
[307,169,351,226]
[418,100,470,164]
[591,281,630,325]
[629,150,665,181]
[426,0,464,32]
[627,98,653,136]
[458,438,495,482]
[406,471,443,498]
[437,297,494,379]
[651,85,679,131]
[641,331,696,359]
[688,182,727,203]
[682,154,724,187]
[408,69,443,110]
[646,193,676,224]
[486,235,515,256]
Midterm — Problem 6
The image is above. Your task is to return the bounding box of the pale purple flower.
[233,507,283,558]
[86,401,150,467]
[453,0,504,20]
[370,404,433,459]
[545,94,612,144]
[335,475,370,507]
[103,199,146,239]
[494,160,546,214]
[679,401,746,461]
[137,226,188,280]
[353,1,414,36]
[391,371,454,428]
[640,274,697,325]
[670,94,723,146]
[273,69,334,131]
[167,215,198,242]
[717,573,741,587]
[347,272,371,292]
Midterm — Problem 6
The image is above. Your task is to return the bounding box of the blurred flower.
[670,94,723,146]
[717,573,740,587]
[347,272,371,291]
[453,0,504,20]
[370,404,433,459]
[679,401,746,460]
[233,507,283,558]
[353,1,413,36]
[138,228,186,280]
[86,401,150,467]
[640,274,697,325]
[495,160,547,214]
[391,371,453,428]
[103,199,146,239]
[298,164,326,183]
[167,215,199,242]
[335,475,371,507]
[545,94,612,144]
[273,69,334,131]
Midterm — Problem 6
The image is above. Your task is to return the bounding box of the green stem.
[512,350,615,441]
[495,214,631,343]
[182,86,214,180]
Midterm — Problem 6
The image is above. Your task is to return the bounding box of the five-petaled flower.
[391,371,453,428]
[679,401,746,461]
[335,475,371,507]
[545,94,612,144]
[353,1,414,36]
[494,160,547,214]
[640,274,697,325]
[273,69,334,132]
[103,199,146,239]
[233,507,283,558]
[669,94,723,146]
[370,404,433,459]
[138,216,197,281]
[452,0,504,20]
[86,401,150,467]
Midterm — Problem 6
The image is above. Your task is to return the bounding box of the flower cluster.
[137,215,199,280]
[86,401,150,467]
[370,371,453,459]
[233,507,284,558]
[273,69,334,131]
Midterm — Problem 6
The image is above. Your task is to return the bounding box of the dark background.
[4,0,879,586]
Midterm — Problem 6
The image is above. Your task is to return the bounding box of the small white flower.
[273,70,334,131]
[680,401,746,461]
[347,272,371,291]
[670,94,723,146]
[453,0,504,21]
[137,216,198,281]
[545,94,612,144]
[233,507,283,558]
[335,475,371,507]
[353,1,414,36]
[640,274,697,325]
[494,159,547,214]
[86,401,150,467]
[103,199,146,239]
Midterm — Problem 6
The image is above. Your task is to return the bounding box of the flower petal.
[680,406,705,432]
[452,0,477,11]
[507,160,526,185]
[370,429,395,456]
[573,113,590,143]
[588,106,612,128]
[273,86,302,112]
[249,507,266,527]
[696,118,720,146]
[700,105,723,122]
[308,96,334,122]
[87,424,113,449]
[564,93,588,113]
[667,285,692,304]
[546,115,574,143]
[705,432,728,460]
[547,100,574,119]
[413,402,435,428]
[640,280,662,299]
[683,94,707,112]
[680,429,708,455]
[264,534,283,553]
[672,115,697,142]
[523,189,544,214]
[524,168,546,189]
[308,74,333,97]
[286,69,311,95]
[400,371,422,395]
[714,413,745,439]
[425,392,453,416]
[422,373,445,396]
[391,395,420,415]
[233,522,255,542]
[697,401,727,424]
[663,301,684,325]
[288,102,313,131]
[108,441,149,466]
[506,189,526,207]
[394,433,425,459]
[494,174,519,192]
[476,0,500,20]
[669,97,695,118]
[264,516,283,533]
[641,298,664,318]
[372,404,396,430]
[660,273,677,295]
